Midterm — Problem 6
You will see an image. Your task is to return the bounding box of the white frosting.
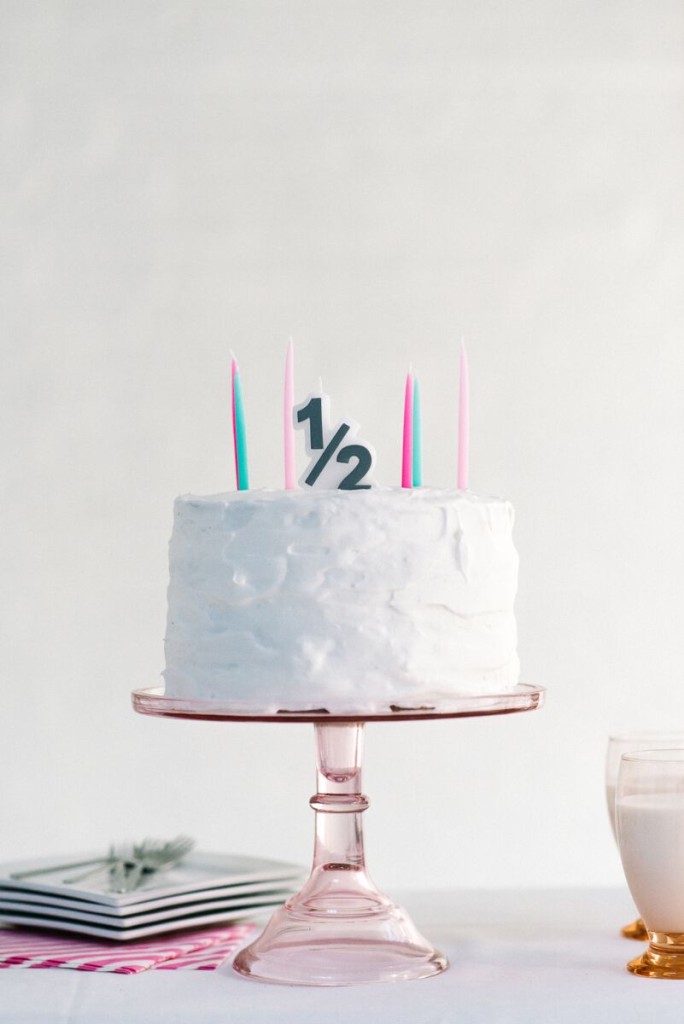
[163,488,520,712]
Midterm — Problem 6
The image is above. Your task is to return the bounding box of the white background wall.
[2,1,684,891]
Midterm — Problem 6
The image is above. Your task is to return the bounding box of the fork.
[10,837,195,892]
[110,836,195,893]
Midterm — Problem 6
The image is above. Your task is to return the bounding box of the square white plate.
[0,896,285,941]
[0,852,303,908]
[0,878,298,919]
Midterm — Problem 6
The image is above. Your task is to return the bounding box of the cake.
[162,486,519,713]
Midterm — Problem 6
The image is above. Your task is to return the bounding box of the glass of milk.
[606,732,684,940]
[616,748,684,978]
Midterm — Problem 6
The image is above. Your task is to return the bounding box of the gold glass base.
[621,917,648,941]
[628,932,684,978]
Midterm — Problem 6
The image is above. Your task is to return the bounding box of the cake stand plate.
[132,684,544,986]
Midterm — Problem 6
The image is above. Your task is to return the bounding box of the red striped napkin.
[0,924,257,974]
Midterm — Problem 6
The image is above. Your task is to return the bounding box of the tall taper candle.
[412,375,423,487]
[402,370,413,488]
[457,342,469,490]
[284,339,296,489]
[233,365,250,490]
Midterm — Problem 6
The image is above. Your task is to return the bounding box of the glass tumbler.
[617,748,684,978]
[606,732,684,940]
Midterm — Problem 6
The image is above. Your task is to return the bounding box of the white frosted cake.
[162,487,519,713]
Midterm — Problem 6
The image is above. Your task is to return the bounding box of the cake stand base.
[233,883,446,986]
[132,684,544,987]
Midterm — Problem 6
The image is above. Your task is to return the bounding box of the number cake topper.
[294,390,376,490]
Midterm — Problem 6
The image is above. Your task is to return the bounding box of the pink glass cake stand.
[132,683,544,987]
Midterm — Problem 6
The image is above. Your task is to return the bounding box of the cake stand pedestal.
[132,684,544,987]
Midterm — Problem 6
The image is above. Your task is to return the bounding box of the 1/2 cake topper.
[294,391,376,490]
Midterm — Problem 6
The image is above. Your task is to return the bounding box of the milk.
[617,793,684,933]
[606,782,616,840]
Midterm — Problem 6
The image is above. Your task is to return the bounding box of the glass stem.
[311,721,368,873]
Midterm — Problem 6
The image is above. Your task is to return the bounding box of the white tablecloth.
[2,887,681,1023]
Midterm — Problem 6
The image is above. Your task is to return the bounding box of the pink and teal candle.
[231,356,249,490]
[401,370,423,488]
[412,376,422,487]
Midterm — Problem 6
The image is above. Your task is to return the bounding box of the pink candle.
[457,342,469,490]
[231,354,239,490]
[284,339,296,489]
[402,370,414,489]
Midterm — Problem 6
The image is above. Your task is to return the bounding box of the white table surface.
[2,887,681,1023]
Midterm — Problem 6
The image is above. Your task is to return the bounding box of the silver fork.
[65,845,124,884]
[111,836,195,893]
[10,837,195,892]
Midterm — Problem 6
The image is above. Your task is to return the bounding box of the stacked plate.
[0,852,303,940]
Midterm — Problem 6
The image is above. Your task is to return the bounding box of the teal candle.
[412,376,422,486]
[233,370,250,490]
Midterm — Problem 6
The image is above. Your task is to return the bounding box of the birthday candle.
[233,364,250,490]
[412,376,422,487]
[457,342,469,490]
[230,356,239,489]
[402,370,413,489]
[284,339,296,489]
